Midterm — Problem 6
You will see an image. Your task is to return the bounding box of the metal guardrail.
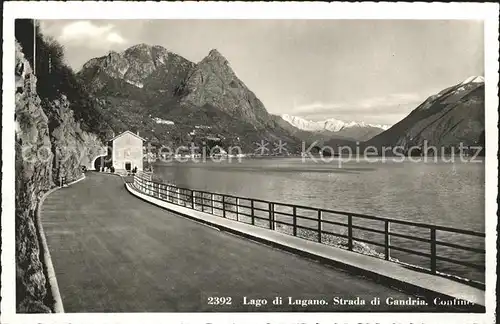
[132,175,485,284]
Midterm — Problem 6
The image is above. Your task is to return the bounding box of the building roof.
[109,130,146,142]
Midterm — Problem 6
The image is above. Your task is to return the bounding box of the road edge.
[36,173,86,313]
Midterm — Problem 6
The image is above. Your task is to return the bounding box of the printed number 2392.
[207,297,232,305]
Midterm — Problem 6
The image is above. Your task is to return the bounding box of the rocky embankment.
[15,41,104,313]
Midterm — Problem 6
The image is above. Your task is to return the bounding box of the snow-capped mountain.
[280,114,390,141]
[366,75,484,148]
[281,114,390,132]
[460,75,484,85]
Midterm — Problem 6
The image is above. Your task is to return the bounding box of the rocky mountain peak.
[178,48,271,125]
[127,43,151,51]
[108,50,121,57]
[79,43,195,94]
[204,49,228,65]
[123,43,154,61]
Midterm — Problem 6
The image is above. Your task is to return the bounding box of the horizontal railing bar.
[252,206,274,213]
[252,215,272,222]
[272,210,319,221]
[320,229,349,239]
[292,224,319,234]
[388,231,432,244]
[137,178,484,237]
[351,224,387,235]
[352,236,387,249]
[274,219,295,227]
[145,181,485,237]
[270,210,294,217]
[320,219,348,227]
[133,176,486,281]
[435,241,485,254]
[388,245,432,258]
[274,202,318,211]
[434,255,485,270]
[137,182,485,240]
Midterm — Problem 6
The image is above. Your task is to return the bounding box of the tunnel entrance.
[94,156,105,171]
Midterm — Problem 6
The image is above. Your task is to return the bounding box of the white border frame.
[2,2,498,324]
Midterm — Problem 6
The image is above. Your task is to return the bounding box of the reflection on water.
[153,157,485,281]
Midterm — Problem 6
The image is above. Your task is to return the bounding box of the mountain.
[178,49,271,126]
[366,76,485,151]
[271,114,357,147]
[281,114,390,141]
[79,43,195,99]
[78,45,301,153]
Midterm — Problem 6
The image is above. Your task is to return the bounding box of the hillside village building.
[93,131,145,171]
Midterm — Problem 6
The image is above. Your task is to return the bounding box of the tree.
[15,19,112,141]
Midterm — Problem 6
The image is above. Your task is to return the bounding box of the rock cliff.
[15,41,104,312]
[15,41,53,313]
[43,96,104,182]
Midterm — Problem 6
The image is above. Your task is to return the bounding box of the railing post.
[190,190,194,208]
[192,190,196,209]
[211,193,214,214]
[251,200,255,225]
[236,198,240,221]
[222,195,226,218]
[177,187,181,205]
[384,220,390,261]
[201,193,205,212]
[430,228,437,273]
[293,206,297,236]
[347,214,353,251]
[318,210,322,243]
[269,202,274,230]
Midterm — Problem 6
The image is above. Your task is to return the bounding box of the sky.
[40,19,484,126]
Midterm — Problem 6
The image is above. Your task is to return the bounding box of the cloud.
[290,101,343,115]
[289,92,427,124]
[57,21,127,49]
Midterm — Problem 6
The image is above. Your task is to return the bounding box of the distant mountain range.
[280,114,390,141]
[77,43,484,154]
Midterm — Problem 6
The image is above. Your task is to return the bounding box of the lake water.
[153,157,485,282]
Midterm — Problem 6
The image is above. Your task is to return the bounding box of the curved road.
[42,172,440,312]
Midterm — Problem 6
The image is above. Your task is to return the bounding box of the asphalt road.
[41,172,449,312]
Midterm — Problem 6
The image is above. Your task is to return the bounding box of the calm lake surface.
[153,157,485,281]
